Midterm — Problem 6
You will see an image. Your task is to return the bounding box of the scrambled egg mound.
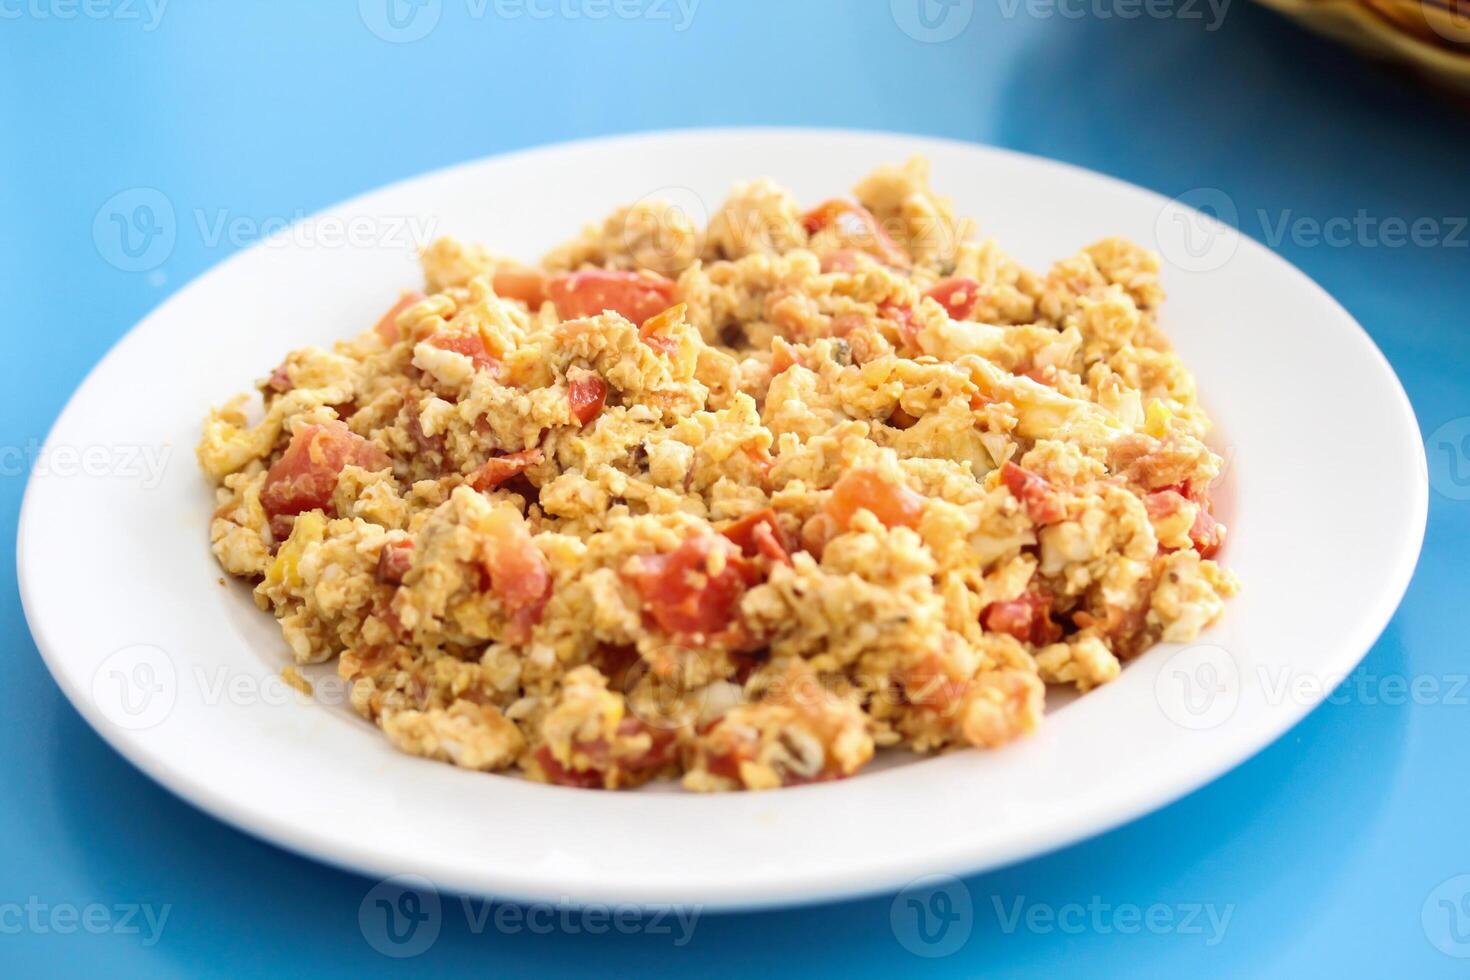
[199,158,1237,791]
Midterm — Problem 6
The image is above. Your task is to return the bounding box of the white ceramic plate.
[19,129,1426,910]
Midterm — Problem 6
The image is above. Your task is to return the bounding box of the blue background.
[4,0,1468,975]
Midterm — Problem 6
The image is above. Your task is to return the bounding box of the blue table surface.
[4,1,1468,976]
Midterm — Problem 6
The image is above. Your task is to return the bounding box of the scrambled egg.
[199,158,1238,791]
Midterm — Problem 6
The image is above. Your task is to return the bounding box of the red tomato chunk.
[428,331,499,375]
[721,508,792,565]
[547,270,676,326]
[1000,461,1066,525]
[1144,488,1189,521]
[824,468,926,530]
[534,747,605,789]
[373,291,426,344]
[481,509,550,642]
[1147,485,1225,559]
[981,591,1063,645]
[534,718,677,790]
[376,540,414,586]
[628,536,759,638]
[568,372,608,426]
[879,301,921,349]
[468,448,544,492]
[261,422,389,519]
[1190,507,1223,559]
[638,303,686,356]
[925,276,982,321]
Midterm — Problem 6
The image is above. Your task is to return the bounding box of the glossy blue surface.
[4,1,1466,975]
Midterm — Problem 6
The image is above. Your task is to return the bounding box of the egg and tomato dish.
[198,158,1237,792]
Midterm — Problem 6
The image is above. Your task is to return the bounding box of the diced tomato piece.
[481,507,550,642]
[468,448,544,492]
[547,270,676,326]
[721,509,792,566]
[800,199,909,268]
[373,291,426,344]
[819,249,864,274]
[1144,488,1189,521]
[698,724,758,783]
[1024,367,1054,387]
[534,746,605,789]
[925,276,983,321]
[1000,461,1066,525]
[641,332,678,356]
[879,300,921,349]
[428,331,499,374]
[508,597,549,644]
[1190,510,1222,558]
[491,266,548,307]
[538,718,677,789]
[615,718,678,773]
[704,747,746,782]
[484,533,548,610]
[744,445,775,482]
[1149,485,1224,558]
[627,536,759,638]
[567,371,608,426]
[798,513,837,559]
[268,514,296,544]
[830,313,866,337]
[261,422,389,519]
[769,338,800,376]
[638,303,684,355]
[376,540,414,586]
[266,362,292,394]
[982,590,1062,645]
[824,468,926,530]
[1188,496,1223,559]
[800,200,839,235]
